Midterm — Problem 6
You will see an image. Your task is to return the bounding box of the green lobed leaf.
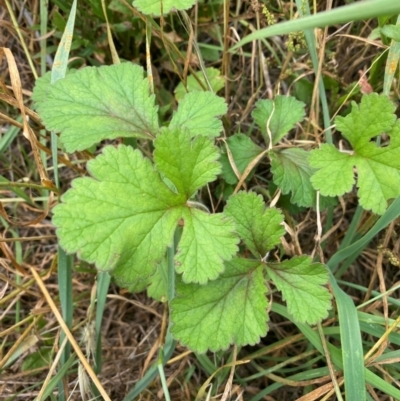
[133,0,196,15]
[252,95,305,145]
[335,93,396,148]
[154,128,221,198]
[53,129,238,286]
[270,147,335,209]
[36,63,159,152]
[224,191,285,258]
[171,258,267,353]
[266,256,331,324]
[176,208,238,284]
[169,91,227,138]
[310,93,400,214]
[309,144,355,196]
[220,133,263,185]
[53,144,184,286]
[174,67,225,101]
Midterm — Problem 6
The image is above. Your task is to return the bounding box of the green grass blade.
[328,196,400,271]
[328,272,366,400]
[94,271,111,373]
[337,205,364,250]
[157,348,171,401]
[39,0,49,196]
[313,68,400,396]
[372,349,400,363]
[0,123,19,155]
[122,337,176,401]
[0,176,35,206]
[233,0,400,49]
[51,0,77,85]
[57,248,73,401]
[339,281,400,308]
[365,369,400,400]
[34,355,76,401]
[272,304,400,399]
[50,0,77,186]
[40,0,49,77]
[249,367,330,401]
[359,321,400,346]
[49,2,77,399]
[195,353,217,375]
[334,251,361,279]
[324,198,400,400]
[383,15,400,96]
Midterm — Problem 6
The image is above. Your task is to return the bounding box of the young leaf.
[169,91,227,138]
[310,93,400,214]
[154,128,221,198]
[176,208,238,284]
[225,191,285,258]
[36,63,159,152]
[270,147,335,209]
[266,256,331,324]
[171,258,267,353]
[133,0,195,15]
[53,129,238,286]
[252,95,305,145]
[174,67,225,101]
[220,133,263,184]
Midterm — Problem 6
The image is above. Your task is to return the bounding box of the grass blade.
[94,271,110,373]
[34,355,76,401]
[383,15,400,96]
[272,304,400,399]
[57,248,73,400]
[328,196,400,271]
[328,273,366,400]
[49,1,77,399]
[233,0,400,49]
[324,196,400,400]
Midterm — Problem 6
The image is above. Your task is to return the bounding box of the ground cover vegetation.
[1,0,400,400]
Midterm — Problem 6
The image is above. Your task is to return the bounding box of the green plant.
[33,60,335,352]
[6,0,400,399]
[34,50,400,356]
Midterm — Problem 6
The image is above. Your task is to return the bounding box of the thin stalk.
[15,233,22,329]
[40,0,49,203]
[158,348,172,401]
[5,0,38,79]
[295,0,332,143]
[57,248,73,401]
[94,272,110,373]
